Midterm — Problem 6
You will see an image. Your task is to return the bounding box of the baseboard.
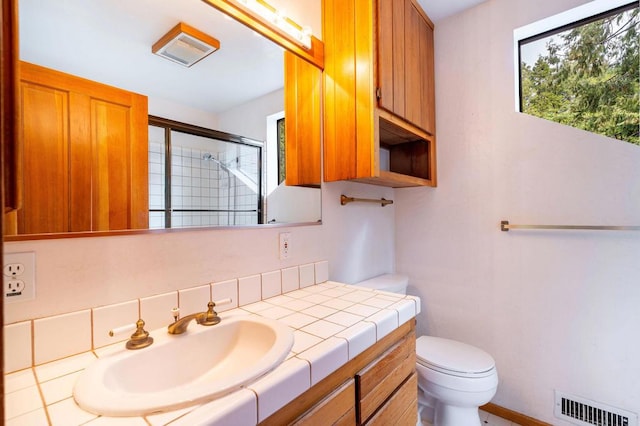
[481,403,552,426]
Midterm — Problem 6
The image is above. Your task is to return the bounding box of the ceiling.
[417,0,488,22]
[19,0,488,118]
[19,0,284,115]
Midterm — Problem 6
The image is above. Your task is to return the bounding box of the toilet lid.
[416,336,496,377]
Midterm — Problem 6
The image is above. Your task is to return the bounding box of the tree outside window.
[519,3,639,145]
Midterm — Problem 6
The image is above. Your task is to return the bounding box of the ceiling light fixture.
[236,0,312,49]
[152,22,221,67]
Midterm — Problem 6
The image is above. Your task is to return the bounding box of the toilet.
[352,274,499,426]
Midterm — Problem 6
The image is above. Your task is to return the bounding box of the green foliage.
[521,7,639,146]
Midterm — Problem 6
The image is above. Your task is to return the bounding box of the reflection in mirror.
[148,117,263,228]
[12,0,321,238]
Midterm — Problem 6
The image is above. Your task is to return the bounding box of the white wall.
[396,0,640,423]
[3,180,395,325]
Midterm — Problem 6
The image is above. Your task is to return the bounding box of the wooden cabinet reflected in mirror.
[5,0,323,239]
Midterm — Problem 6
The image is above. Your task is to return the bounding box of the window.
[514,0,639,145]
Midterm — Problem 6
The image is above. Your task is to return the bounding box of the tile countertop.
[5,281,421,426]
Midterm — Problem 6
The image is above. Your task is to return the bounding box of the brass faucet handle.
[199,301,221,326]
[126,319,154,350]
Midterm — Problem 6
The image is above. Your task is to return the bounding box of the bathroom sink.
[73,315,294,416]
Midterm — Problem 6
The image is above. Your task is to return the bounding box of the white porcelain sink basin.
[73,315,293,416]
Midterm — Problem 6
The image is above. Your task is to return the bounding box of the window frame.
[513,0,638,112]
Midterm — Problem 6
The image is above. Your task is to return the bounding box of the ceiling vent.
[152,22,220,67]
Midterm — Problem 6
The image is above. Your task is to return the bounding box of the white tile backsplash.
[211,279,238,312]
[140,291,178,332]
[238,274,261,305]
[261,270,282,299]
[178,284,212,315]
[4,321,32,373]
[314,260,329,283]
[92,300,139,349]
[3,261,329,371]
[281,266,300,293]
[33,310,92,365]
[299,263,315,288]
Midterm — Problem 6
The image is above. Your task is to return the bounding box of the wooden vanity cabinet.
[261,320,417,426]
[356,330,417,424]
[293,379,357,426]
[323,0,436,188]
[6,62,148,235]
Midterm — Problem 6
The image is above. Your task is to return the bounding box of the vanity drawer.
[365,372,418,426]
[293,379,356,426]
[356,331,416,423]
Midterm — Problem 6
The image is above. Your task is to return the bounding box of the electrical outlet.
[4,263,26,277]
[4,252,36,302]
[279,232,291,260]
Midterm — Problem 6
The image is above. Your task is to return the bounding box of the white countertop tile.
[5,385,43,420]
[291,330,323,353]
[40,371,82,406]
[47,397,98,426]
[343,303,379,317]
[35,352,97,383]
[296,337,349,385]
[170,389,257,426]
[320,297,355,310]
[301,319,346,339]
[366,309,399,340]
[300,304,338,319]
[5,369,37,394]
[279,312,318,329]
[249,357,311,422]
[5,408,48,426]
[324,311,364,327]
[335,321,377,359]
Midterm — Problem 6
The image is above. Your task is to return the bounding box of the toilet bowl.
[352,274,499,426]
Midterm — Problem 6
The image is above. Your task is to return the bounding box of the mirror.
[11,0,322,238]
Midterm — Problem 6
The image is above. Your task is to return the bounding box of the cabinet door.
[16,62,148,234]
[323,0,376,182]
[356,331,416,423]
[293,379,356,426]
[377,0,435,136]
[18,78,70,234]
[365,372,418,426]
[377,0,405,117]
[405,1,435,135]
[284,51,322,187]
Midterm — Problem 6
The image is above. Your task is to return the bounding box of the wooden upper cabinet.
[284,51,322,187]
[9,62,148,235]
[323,0,437,188]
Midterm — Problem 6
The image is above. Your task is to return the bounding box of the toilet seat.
[416,336,496,378]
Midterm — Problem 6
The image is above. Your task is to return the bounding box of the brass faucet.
[168,301,221,334]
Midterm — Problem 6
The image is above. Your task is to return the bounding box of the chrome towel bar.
[341,195,393,207]
[501,220,640,232]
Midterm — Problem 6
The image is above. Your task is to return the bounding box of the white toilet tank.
[353,273,408,295]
